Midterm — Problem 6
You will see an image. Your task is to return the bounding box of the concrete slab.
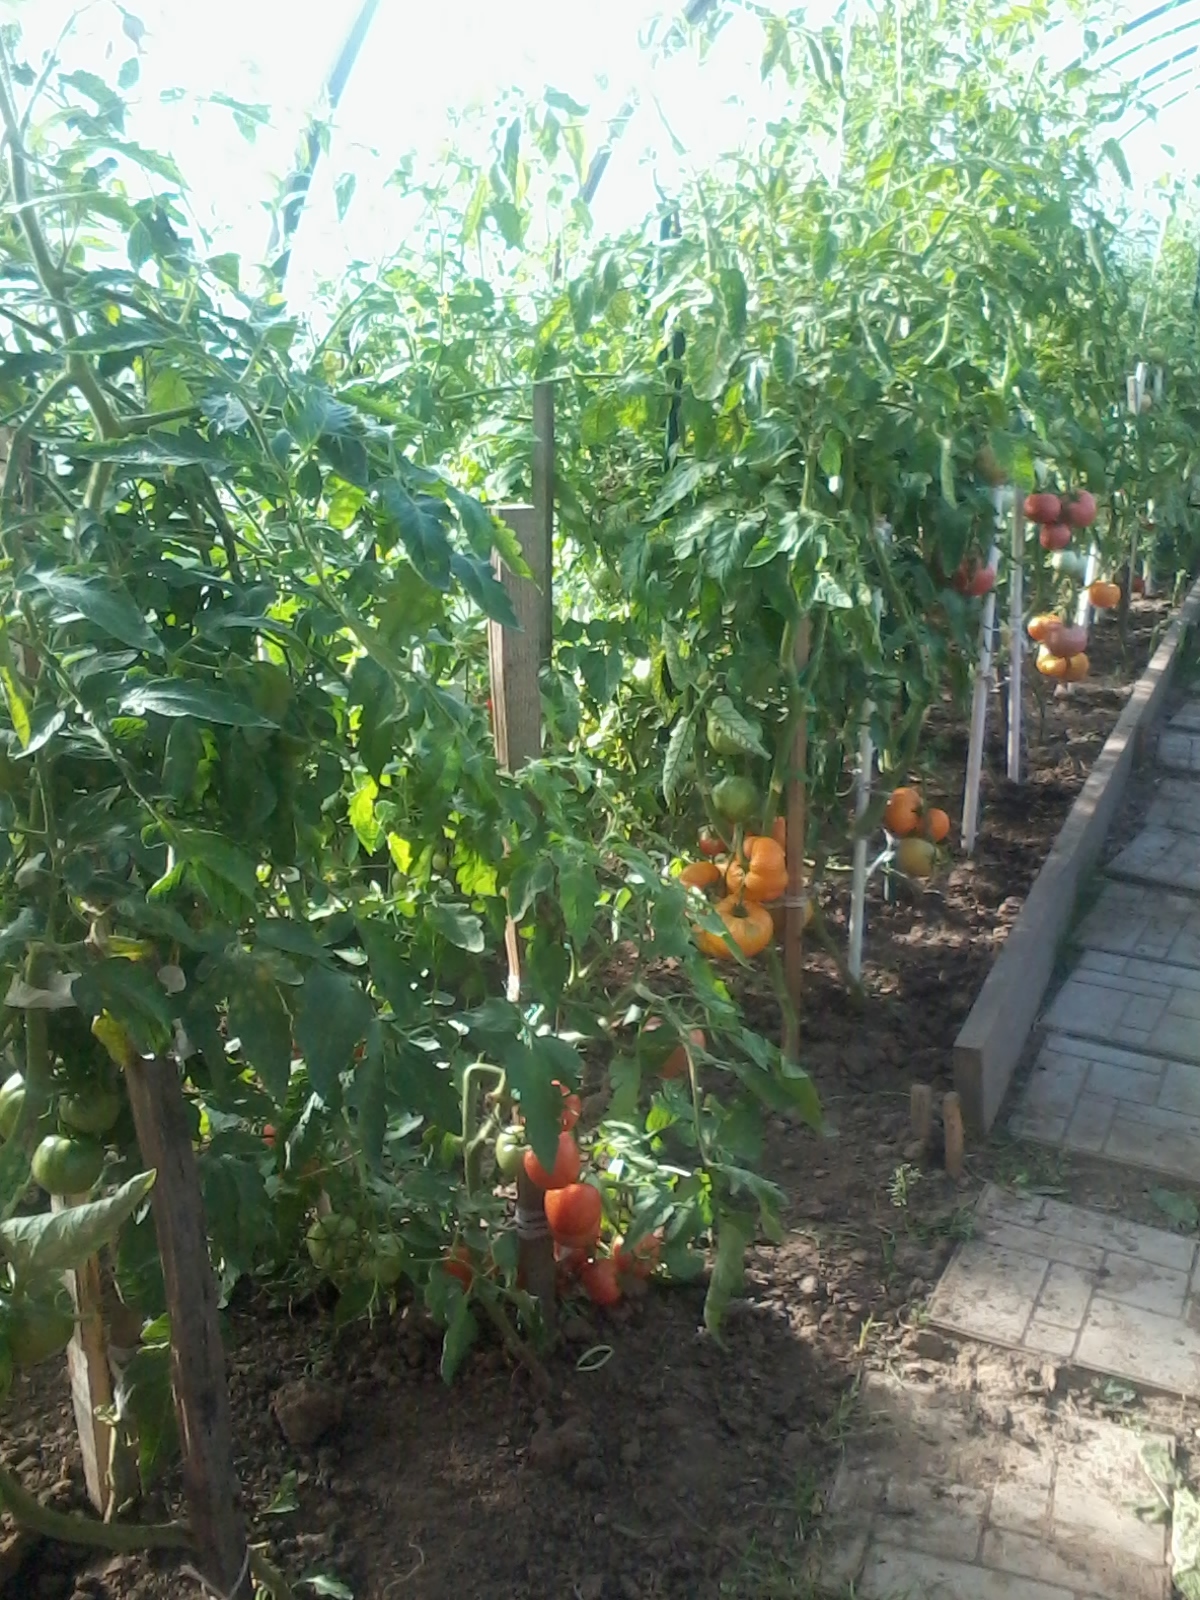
[1042,950,1200,1061]
[1110,825,1200,894]
[1169,702,1200,734]
[816,1369,1171,1598]
[926,1186,1200,1397]
[1073,879,1200,966]
[1011,1033,1200,1183]
[1146,775,1200,835]
[1158,728,1200,774]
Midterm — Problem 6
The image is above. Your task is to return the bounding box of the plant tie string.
[515,1204,551,1240]
[182,1548,250,1600]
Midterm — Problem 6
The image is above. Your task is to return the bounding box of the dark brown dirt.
[1,598,1179,1600]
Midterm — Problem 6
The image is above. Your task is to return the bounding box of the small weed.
[888,1162,923,1208]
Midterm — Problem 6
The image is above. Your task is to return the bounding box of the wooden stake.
[53,1199,136,1516]
[783,618,811,1062]
[942,1091,965,1179]
[909,1083,933,1148]
[487,501,556,1319]
[532,382,555,665]
[124,1056,250,1598]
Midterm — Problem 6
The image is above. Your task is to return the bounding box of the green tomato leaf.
[662,709,697,809]
[228,967,292,1104]
[706,695,768,758]
[0,1170,156,1276]
[501,1040,564,1171]
[32,573,162,656]
[439,1291,478,1385]
[703,1207,754,1341]
[168,830,259,902]
[123,679,278,727]
[348,777,383,854]
[72,959,174,1054]
[292,967,373,1105]
[556,857,599,947]
[428,904,485,953]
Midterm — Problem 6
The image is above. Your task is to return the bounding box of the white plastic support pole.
[961,537,1001,854]
[848,712,873,981]
[1006,491,1023,783]
[1074,543,1099,629]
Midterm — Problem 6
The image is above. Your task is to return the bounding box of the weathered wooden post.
[488,385,556,1316]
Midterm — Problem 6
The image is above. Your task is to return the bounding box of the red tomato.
[441,1245,474,1287]
[545,1182,602,1251]
[1024,492,1062,524]
[1132,575,1146,596]
[523,1131,581,1191]
[580,1257,622,1307]
[1064,490,1096,528]
[698,831,727,858]
[262,1124,276,1149]
[967,566,996,598]
[1038,523,1071,551]
[552,1081,582,1131]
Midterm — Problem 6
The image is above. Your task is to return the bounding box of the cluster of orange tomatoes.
[881,787,950,878]
[678,816,794,961]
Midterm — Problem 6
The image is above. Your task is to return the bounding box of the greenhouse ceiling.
[10,0,1200,307]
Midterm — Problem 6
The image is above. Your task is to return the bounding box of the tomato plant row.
[0,1,1196,1579]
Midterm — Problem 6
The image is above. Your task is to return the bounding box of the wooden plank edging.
[953,577,1200,1132]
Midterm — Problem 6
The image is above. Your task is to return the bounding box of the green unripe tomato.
[31,1135,105,1196]
[305,1213,362,1274]
[0,1074,25,1140]
[711,776,760,825]
[4,1295,74,1368]
[357,1232,405,1287]
[494,1129,525,1179]
[59,1086,122,1137]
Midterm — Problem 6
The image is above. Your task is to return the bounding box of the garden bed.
[0,599,1173,1600]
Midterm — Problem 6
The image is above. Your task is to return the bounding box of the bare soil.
[3,597,1189,1600]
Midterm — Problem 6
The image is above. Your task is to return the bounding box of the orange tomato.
[924,808,950,844]
[679,860,724,891]
[1065,651,1089,682]
[694,896,774,960]
[883,790,920,836]
[661,1027,706,1080]
[523,1131,581,1191]
[545,1182,603,1251]
[580,1257,622,1307]
[1036,646,1070,679]
[1027,613,1061,643]
[1087,580,1120,610]
[725,835,788,902]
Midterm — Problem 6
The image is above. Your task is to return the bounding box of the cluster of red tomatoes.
[484,1084,660,1309]
[1024,488,1096,550]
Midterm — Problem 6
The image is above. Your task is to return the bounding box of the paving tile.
[1098,1253,1188,1318]
[1169,703,1200,734]
[1035,1262,1095,1329]
[1147,774,1200,832]
[929,1187,1200,1395]
[858,1543,1075,1598]
[1075,1296,1200,1394]
[1073,878,1200,965]
[932,1243,1045,1345]
[1158,728,1200,773]
[1013,1036,1200,1182]
[818,1373,1173,1599]
[1110,826,1200,894]
[1043,954,1200,1064]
